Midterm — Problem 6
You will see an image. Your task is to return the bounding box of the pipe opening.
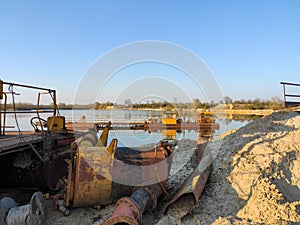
[165,193,195,217]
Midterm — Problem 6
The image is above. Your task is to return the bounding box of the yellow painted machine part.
[47,116,65,131]
[107,139,118,155]
[162,129,176,140]
[162,118,177,125]
[96,122,111,147]
[72,146,113,207]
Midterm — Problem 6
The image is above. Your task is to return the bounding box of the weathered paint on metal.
[67,139,174,209]
[97,122,111,147]
[107,139,117,155]
[71,146,113,207]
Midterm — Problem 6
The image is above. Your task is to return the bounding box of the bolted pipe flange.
[103,197,140,225]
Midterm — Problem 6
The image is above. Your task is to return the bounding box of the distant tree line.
[94,102,114,110]
[132,101,174,110]
[3,96,284,111]
[221,96,283,110]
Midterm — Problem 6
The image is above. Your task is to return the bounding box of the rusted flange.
[103,197,140,225]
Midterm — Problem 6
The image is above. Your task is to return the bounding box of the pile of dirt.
[180,111,300,225]
[46,111,300,224]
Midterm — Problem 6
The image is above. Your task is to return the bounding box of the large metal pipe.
[103,183,164,225]
[164,145,212,218]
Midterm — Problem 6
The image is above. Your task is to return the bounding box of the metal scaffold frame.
[0,80,57,135]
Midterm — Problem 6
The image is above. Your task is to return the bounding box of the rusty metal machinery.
[46,116,66,131]
[65,135,173,208]
[0,83,214,224]
[102,141,212,225]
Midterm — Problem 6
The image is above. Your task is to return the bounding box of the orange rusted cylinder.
[104,197,140,225]
[103,183,163,225]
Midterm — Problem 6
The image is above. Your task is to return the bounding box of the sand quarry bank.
[46,111,300,225]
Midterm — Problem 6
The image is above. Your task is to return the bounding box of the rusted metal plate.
[111,145,171,187]
[71,147,113,207]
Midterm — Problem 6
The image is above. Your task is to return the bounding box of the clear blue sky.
[0,1,299,104]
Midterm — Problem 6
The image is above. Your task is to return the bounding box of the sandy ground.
[45,111,300,225]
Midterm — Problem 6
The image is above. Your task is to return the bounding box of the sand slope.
[182,111,300,225]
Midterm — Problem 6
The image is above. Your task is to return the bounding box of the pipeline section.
[164,145,212,218]
[103,183,164,225]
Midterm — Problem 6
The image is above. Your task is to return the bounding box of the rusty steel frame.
[280,81,300,107]
[0,81,57,135]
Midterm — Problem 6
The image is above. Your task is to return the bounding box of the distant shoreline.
[70,108,275,116]
[212,109,274,116]
[5,107,277,116]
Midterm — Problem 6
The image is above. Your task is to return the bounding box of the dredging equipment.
[64,132,173,209]
[0,80,215,224]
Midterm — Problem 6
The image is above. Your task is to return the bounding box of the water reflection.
[3,109,260,147]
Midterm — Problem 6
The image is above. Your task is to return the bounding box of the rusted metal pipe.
[103,183,163,225]
[164,146,212,218]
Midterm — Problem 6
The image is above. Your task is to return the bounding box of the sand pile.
[180,111,300,225]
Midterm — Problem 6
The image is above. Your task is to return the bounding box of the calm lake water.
[3,109,252,147]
